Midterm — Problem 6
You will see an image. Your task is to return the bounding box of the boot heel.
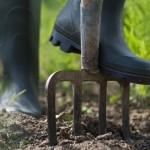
[50,29,80,53]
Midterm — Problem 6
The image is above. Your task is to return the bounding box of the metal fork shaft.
[81,0,103,73]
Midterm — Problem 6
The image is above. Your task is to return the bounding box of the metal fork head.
[46,70,130,146]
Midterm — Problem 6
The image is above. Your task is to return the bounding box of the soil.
[0,83,150,150]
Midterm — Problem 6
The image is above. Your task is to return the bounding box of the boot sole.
[50,28,150,84]
[50,29,80,53]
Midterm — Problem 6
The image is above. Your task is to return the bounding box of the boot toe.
[1,98,42,118]
[16,98,42,118]
[0,83,42,118]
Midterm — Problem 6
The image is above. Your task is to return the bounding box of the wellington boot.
[50,0,150,84]
[0,0,41,117]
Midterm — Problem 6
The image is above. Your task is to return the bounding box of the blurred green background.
[40,0,80,81]
[40,0,150,102]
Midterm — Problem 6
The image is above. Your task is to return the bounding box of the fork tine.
[120,81,130,139]
[98,80,107,135]
[73,79,82,135]
[46,74,57,146]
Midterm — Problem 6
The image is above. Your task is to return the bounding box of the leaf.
[8,90,27,107]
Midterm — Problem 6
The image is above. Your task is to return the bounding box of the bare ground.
[0,82,150,150]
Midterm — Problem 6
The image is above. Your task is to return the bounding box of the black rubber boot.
[50,0,150,84]
[0,0,41,117]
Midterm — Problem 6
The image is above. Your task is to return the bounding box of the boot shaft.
[55,0,125,40]
[101,0,125,39]
[0,0,41,46]
[0,0,41,87]
[55,0,80,34]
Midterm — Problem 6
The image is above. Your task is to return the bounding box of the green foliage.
[19,140,31,148]
[109,93,121,103]
[124,0,150,60]
[56,112,73,122]
[123,0,150,100]
[82,104,92,114]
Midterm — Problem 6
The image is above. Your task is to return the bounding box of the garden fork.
[46,0,130,146]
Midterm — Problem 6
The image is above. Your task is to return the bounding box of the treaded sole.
[50,29,80,53]
[50,28,150,84]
